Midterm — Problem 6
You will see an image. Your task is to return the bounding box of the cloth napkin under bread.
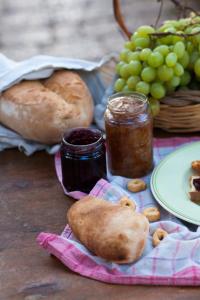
[37,137,200,286]
[0,53,113,155]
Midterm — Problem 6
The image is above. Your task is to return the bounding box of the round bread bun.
[67,195,149,264]
[0,70,94,144]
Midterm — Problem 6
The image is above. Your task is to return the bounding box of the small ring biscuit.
[191,160,200,173]
[143,207,160,222]
[119,196,136,211]
[127,179,146,193]
[152,228,168,247]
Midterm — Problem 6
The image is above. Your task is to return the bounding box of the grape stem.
[155,0,164,28]
[149,30,200,38]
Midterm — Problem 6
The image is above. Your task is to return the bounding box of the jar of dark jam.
[104,92,153,178]
[60,127,107,193]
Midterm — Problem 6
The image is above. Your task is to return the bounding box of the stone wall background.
[0,0,199,61]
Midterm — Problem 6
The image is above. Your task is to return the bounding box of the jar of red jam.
[60,128,107,193]
[104,92,153,178]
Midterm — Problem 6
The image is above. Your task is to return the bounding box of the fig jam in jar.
[104,92,153,178]
[60,128,107,193]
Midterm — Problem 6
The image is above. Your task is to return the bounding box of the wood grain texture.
[0,137,200,299]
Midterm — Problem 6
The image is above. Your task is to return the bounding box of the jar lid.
[108,92,148,117]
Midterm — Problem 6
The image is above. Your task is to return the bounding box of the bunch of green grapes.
[114,14,200,116]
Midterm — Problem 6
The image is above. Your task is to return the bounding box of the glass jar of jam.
[104,92,153,178]
[60,127,107,193]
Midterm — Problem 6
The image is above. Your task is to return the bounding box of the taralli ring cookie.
[152,228,168,247]
[127,179,146,193]
[142,207,160,222]
[119,196,136,211]
[191,160,200,174]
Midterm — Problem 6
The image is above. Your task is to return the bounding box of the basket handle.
[113,0,132,40]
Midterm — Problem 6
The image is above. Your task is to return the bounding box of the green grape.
[115,61,124,75]
[158,25,168,32]
[147,52,164,67]
[194,58,200,77]
[188,51,199,69]
[172,34,184,44]
[127,76,140,90]
[131,31,140,41]
[150,82,166,99]
[193,16,200,23]
[174,63,184,76]
[191,27,200,44]
[165,52,177,67]
[168,76,181,87]
[119,64,130,78]
[124,41,135,51]
[163,20,179,28]
[178,51,189,68]
[157,65,173,81]
[127,51,140,62]
[141,67,156,82]
[164,27,176,33]
[136,81,150,95]
[139,48,152,61]
[184,26,193,34]
[149,98,160,117]
[154,45,169,56]
[158,35,172,45]
[180,71,191,86]
[158,21,175,31]
[134,37,150,49]
[186,41,194,54]
[127,60,142,76]
[158,23,177,33]
[178,18,191,29]
[136,25,155,37]
[122,85,131,92]
[114,78,126,92]
[119,49,130,62]
[173,41,185,58]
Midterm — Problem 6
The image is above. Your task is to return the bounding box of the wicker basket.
[113,0,200,133]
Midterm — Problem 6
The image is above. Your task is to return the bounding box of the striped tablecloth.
[37,137,200,285]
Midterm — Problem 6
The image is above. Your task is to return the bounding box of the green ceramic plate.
[151,142,200,225]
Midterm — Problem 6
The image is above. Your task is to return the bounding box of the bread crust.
[67,195,149,264]
[0,70,94,144]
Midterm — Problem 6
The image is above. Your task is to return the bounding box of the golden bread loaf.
[67,195,149,264]
[0,70,94,144]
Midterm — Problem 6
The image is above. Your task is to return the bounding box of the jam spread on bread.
[193,178,200,191]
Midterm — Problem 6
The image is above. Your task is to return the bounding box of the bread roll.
[0,70,94,144]
[67,195,149,264]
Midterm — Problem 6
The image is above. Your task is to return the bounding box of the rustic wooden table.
[1,131,200,300]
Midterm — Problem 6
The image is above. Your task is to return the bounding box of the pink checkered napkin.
[37,137,200,286]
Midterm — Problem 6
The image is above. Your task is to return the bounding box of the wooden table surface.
[1,131,200,300]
